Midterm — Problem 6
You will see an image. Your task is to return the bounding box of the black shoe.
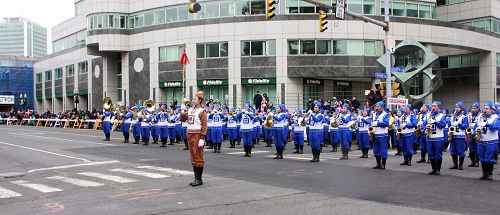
[142,139,149,146]
[372,156,381,169]
[274,148,283,159]
[299,145,304,154]
[190,166,204,187]
[293,146,300,154]
[340,148,348,160]
[480,163,488,180]
[310,150,317,162]
[428,160,437,175]
[407,155,412,166]
[435,160,442,175]
[450,156,458,169]
[380,158,386,170]
[417,152,426,163]
[458,157,464,170]
[486,164,494,180]
[243,147,250,157]
[400,156,409,166]
[133,138,139,144]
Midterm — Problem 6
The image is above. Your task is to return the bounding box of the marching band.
[21,96,497,182]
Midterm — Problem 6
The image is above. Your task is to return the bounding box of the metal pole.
[384,0,392,111]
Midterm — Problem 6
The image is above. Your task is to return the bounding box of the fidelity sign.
[0,95,14,104]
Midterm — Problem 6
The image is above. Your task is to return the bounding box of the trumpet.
[396,118,402,141]
[368,112,375,141]
[448,114,456,142]
[264,113,274,129]
[476,114,484,142]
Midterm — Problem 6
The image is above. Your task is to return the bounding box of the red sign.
[180,49,190,65]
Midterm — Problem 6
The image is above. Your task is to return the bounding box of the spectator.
[351,97,361,111]
[170,98,178,109]
[253,91,263,111]
[306,99,314,111]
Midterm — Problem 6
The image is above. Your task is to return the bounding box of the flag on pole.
[180,49,190,65]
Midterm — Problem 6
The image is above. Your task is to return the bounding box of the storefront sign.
[160,81,183,88]
[0,95,14,104]
[334,80,351,87]
[197,79,228,86]
[242,78,276,85]
[304,78,323,85]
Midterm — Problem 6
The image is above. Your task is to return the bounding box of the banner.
[0,95,15,105]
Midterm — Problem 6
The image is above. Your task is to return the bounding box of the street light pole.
[384,0,392,111]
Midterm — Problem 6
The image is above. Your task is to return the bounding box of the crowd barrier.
[0,118,105,130]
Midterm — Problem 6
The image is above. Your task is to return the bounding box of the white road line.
[226,150,270,155]
[46,176,104,187]
[2,127,121,140]
[77,172,137,183]
[27,160,120,173]
[110,168,170,179]
[0,186,22,198]
[0,141,90,162]
[11,180,62,193]
[13,133,116,146]
[136,166,191,176]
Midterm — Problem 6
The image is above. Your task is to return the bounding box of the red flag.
[180,49,190,65]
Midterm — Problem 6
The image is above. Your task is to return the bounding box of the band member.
[121,107,133,143]
[156,106,169,147]
[400,104,417,166]
[102,108,112,141]
[309,102,325,162]
[227,109,238,148]
[448,102,468,170]
[151,109,159,144]
[180,91,208,187]
[253,113,263,146]
[293,109,305,154]
[329,112,340,152]
[371,101,390,169]
[209,108,225,153]
[416,104,431,163]
[167,109,178,145]
[181,110,189,150]
[393,110,403,156]
[442,109,451,152]
[338,104,352,160]
[323,111,330,149]
[273,104,287,159]
[175,109,183,143]
[140,108,153,146]
[206,107,214,149]
[237,103,255,157]
[426,101,446,175]
[475,102,499,180]
[263,111,274,147]
[131,106,141,144]
[468,102,481,167]
[358,108,371,158]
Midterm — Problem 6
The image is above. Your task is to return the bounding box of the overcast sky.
[1,0,75,54]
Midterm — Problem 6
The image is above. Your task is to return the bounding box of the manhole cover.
[0,172,26,178]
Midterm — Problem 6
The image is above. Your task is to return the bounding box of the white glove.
[181,103,187,110]
[428,119,435,124]
[308,110,313,114]
[371,121,378,127]
[451,121,459,127]
[269,112,274,117]
[198,139,205,147]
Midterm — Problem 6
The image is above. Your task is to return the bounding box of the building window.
[497,53,500,66]
[406,3,418,18]
[363,0,376,15]
[334,40,348,55]
[364,41,376,56]
[288,39,378,56]
[348,0,363,14]
[159,45,184,62]
[348,40,364,55]
[78,61,88,74]
[66,65,74,77]
[392,2,406,16]
[301,40,316,55]
[241,40,276,56]
[144,12,155,26]
[36,73,42,83]
[419,4,431,19]
[196,42,229,59]
[45,70,52,81]
[220,2,235,17]
[55,68,63,80]
[316,40,332,55]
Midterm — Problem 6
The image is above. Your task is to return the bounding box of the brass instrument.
[143,100,155,113]
[448,113,456,142]
[264,113,274,129]
[476,114,484,142]
[396,117,402,141]
[330,113,339,128]
[425,123,432,138]
[350,116,360,130]
[103,97,113,110]
[300,111,311,127]
[368,112,375,141]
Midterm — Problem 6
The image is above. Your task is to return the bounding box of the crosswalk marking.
[0,186,22,199]
[77,172,137,183]
[136,166,191,176]
[11,180,62,193]
[110,169,170,179]
[226,150,270,155]
[46,176,104,187]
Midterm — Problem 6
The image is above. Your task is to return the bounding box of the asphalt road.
[0,125,498,215]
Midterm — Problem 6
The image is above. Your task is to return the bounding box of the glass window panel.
[471,55,480,66]
[178,6,188,21]
[120,16,126,28]
[393,2,406,16]
[204,3,220,18]
[461,55,471,67]
[299,1,316,13]
[348,0,363,14]
[97,15,103,28]
[448,56,461,68]
[364,41,376,56]
[348,40,364,55]
[286,0,299,14]
[197,44,205,58]
[431,5,436,19]
[267,40,276,56]
[251,41,265,56]
[380,0,392,16]
[472,20,485,29]
[316,40,332,54]
[159,47,167,61]
[144,12,154,26]
[108,15,115,28]
[220,2,235,17]
[406,3,418,18]
[493,20,500,33]
[128,16,135,29]
[135,15,144,28]
[288,40,299,55]
[165,8,178,23]
[485,19,491,31]
[220,42,229,57]
[251,0,266,14]
[301,40,316,55]
[363,0,375,15]
[419,4,430,19]
[103,14,109,28]
[236,0,251,15]
[448,0,459,4]
[242,41,251,56]
[36,73,42,83]
[334,40,347,54]
[206,43,220,58]
[166,46,179,61]
[155,10,166,24]
[496,53,500,66]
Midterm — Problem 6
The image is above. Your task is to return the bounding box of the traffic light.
[378,82,386,96]
[266,0,276,20]
[319,9,328,32]
[392,82,401,96]
[188,0,201,13]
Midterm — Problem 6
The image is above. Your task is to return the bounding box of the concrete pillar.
[479,51,497,104]
[103,55,118,104]
[228,40,242,107]
[121,53,130,106]
[186,42,198,98]
[149,48,159,103]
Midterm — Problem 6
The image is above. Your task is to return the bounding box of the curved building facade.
[34,0,500,112]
